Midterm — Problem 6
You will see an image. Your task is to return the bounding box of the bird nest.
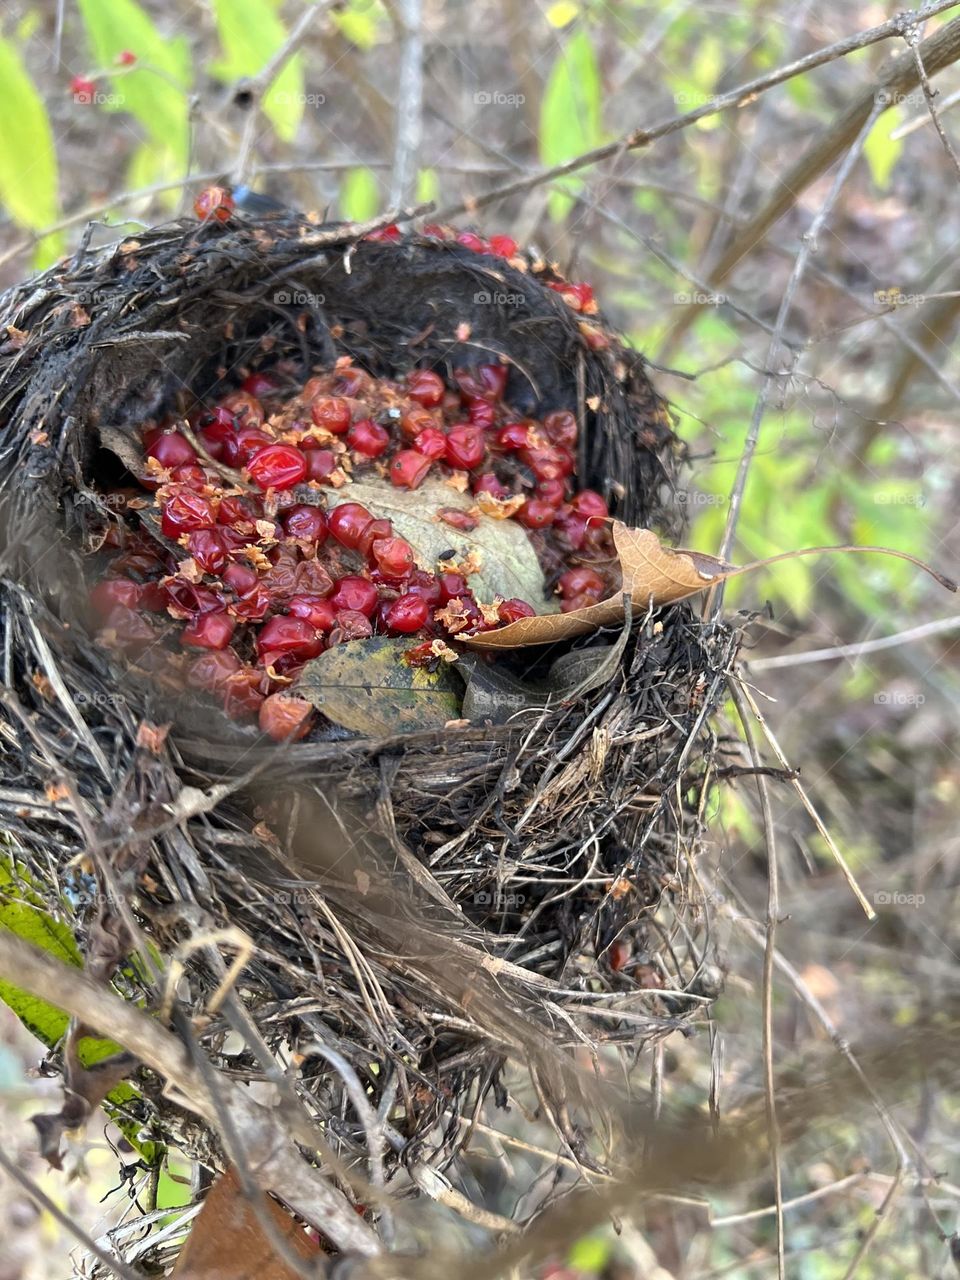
[0,211,738,1264]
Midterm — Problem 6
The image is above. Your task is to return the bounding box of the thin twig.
[904,24,960,179]
[748,615,960,670]
[389,0,424,207]
[730,677,785,1280]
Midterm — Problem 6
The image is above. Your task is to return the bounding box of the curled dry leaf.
[463,523,957,650]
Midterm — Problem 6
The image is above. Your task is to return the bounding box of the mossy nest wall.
[0,213,736,1241]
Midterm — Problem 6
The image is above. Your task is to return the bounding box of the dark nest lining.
[0,212,738,1261]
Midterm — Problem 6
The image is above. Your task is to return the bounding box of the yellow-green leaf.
[540,30,602,220]
[340,167,381,221]
[0,36,58,234]
[299,637,461,735]
[864,106,905,190]
[546,1,579,28]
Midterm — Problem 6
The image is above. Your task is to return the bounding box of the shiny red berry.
[365,224,402,242]
[89,578,141,617]
[414,427,447,460]
[464,396,496,429]
[186,529,228,574]
[194,186,234,223]
[445,424,485,471]
[390,449,432,489]
[247,444,307,491]
[407,369,445,407]
[558,567,605,598]
[472,472,509,500]
[488,234,518,258]
[519,443,574,482]
[543,410,578,448]
[400,406,436,440]
[498,598,536,624]
[372,536,415,579]
[70,75,97,103]
[328,609,374,643]
[332,366,371,398]
[456,364,508,402]
[328,502,373,549]
[455,231,488,253]
[182,610,236,650]
[241,371,278,398]
[147,431,198,470]
[257,616,323,661]
[304,448,337,483]
[282,504,328,543]
[329,575,378,617]
[287,595,337,630]
[496,422,531,451]
[570,489,609,526]
[259,693,313,742]
[537,479,568,507]
[517,499,557,529]
[309,395,351,434]
[347,418,390,458]
[384,594,430,633]
[161,488,216,537]
[227,428,272,467]
[437,572,469,603]
[356,518,393,560]
[220,391,264,427]
[187,649,242,691]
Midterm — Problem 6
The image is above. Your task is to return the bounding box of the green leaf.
[864,106,904,190]
[329,480,552,605]
[546,1,579,27]
[416,167,440,205]
[77,0,191,167]
[540,29,602,220]
[0,36,58,234]
[334,3,382,50]
[299,637,461,735]
[340,167,381,221]
[210,0,304,142]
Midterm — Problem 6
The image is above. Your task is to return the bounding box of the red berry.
[164,580,225,618]
[116,49,137,66]
[496,422,531,451]
[147,431,198,470]
[186,529,228,574]
[407,369,445,407]
[406,571,442,606]
[227,427,272,468]
[70,75,97,104]
[328,609,374,644]
[384,594,430,633]
[347,418,390,458]
[562,590,602,613]
[554,511,588,551]
[300,448,335,483]
[372,537,415,579]
[390,449,432,490]
[287,595,337,630]
[332,366,371,398]
[414,427,447,460]
[422,223,450,239]
[356,518,393,560]
[365,224,402,242]
[608,940,631,972]
[241,371,278,398]
[519,443,574,482]
[498,598,536,625]
[229,582,271,621]
[455,231,488,253]
[437,572,469,603]
[400,406,436,440]
[543,410,578,448]
[570,489,608,526]
[472,472,509,500]
[537,479,567,507]
[102,605,154,650]
[257,616,323,661]
[282,504,328,543]
[182,611,236,650]
[247,443,307,491]
[220,391,265,428]
[456,365,508,402]
[445,424,485,471]
[89,578,141,617]
[218,496,259,528]
[488,234,518,258]
[259,693,313,742]
[328,502,373,549]
[558,567,605,598]
[464,396,496,429]
[187,650,242,691]
[329,575,378,617]
[517,499,557,529]
[161,488,216,537]
[309,395,351,434]
[198,416,236,461]
[222,668,264,717]
[194,186,234,223]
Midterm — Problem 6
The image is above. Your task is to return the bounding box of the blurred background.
[1,1,960,1276]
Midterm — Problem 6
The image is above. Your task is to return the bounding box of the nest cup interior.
[0,216,733,1177]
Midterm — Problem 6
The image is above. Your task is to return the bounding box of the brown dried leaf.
[464,524,957,649]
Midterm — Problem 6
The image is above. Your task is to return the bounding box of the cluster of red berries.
[89,357,616,741]
[69,52,137,103]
